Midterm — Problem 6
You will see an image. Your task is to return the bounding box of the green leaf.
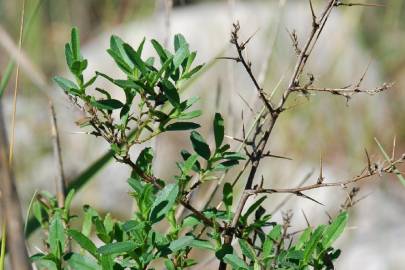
[151,39,168,63]
[190,131,211,160]
[173,46,189,69]
[53,76,81,96]
[71,27,80,60]
[109,35,133,73]
[190,239,215,251]
[181,215,201,228]
[161,79,180,107]
[164,259,176,270]
[184,51,196,72]
[67,229,98,258]
[268,225,282,242]
[262,235,273,260]
[90,98,124,110]
[169,235,194,252]
[153,56,173,85]
[302,225,326,264]
[123,43,148,75]
[135,147,154,174]
[213,113,225,149]
[322,212,348,250]
[223,152,246,161]
[238,239,256,261]
[65,43,74,68]
[137,37,146,56]
[223,254,248,270]
[181,154,199,175]
[179,110,202,120]
[149,183,179,224]
[215,244,233,260]
[48,211,65,257]
[215,160,240,170]
[94,88,112,100]
[295,227,312,250]
[241,196,267,224]
[98,241,138,255]
[83,75,97,88]
[174,34,188,52]
[64,189,75,213]
[182,64,203,79]
[64,253,100,270]
[99,255,113,270]
[165,122,200,131]
[223,183,233,209]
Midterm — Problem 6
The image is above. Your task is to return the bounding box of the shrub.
[25,2,403,270]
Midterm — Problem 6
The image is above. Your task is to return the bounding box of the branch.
[48,101,67,208]
[245,156,404,196]
[278,0,338,109]
[226,22,276,115]
[290,82,393,99]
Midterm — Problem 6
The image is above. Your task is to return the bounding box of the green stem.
[0,221,6,270]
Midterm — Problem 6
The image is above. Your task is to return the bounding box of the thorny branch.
[218,0,395,268]
[245,155,404,197]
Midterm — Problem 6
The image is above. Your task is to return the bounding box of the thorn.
[296,192,324,206]
[224,135,244,143]
[365,148,372,174]
[356,58,371,88]
[236,91,254,113]
[301,209,311,227]
[317,152,324,184]
[324,210,333,224]
[241,28,260,49]
[241,111,246,140]
[216,56,240,62]
[308,0,317,26]
[263,151,293,160]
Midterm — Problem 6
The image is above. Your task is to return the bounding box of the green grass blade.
[0,62,15,98]
[66,150,114,192]
[0,221,6,270]
[374,137,405,187]
[24,190,38,235]
[0,0,43,99]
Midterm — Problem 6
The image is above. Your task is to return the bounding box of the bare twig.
[228,22,276,115]
[245,155,403,196]
[335,1,384,7]
[290,82,392,100]
[48,101,67,208]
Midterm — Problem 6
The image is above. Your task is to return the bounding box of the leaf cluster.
[30,28,351,270]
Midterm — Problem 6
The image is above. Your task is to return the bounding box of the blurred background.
[0,0,405,269]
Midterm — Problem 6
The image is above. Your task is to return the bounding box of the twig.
[245,155,403,196]
[48,101,67,208]
[335,1,384,7]
[228,22,276,115]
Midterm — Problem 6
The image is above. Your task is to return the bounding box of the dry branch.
[0,103,32,270]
